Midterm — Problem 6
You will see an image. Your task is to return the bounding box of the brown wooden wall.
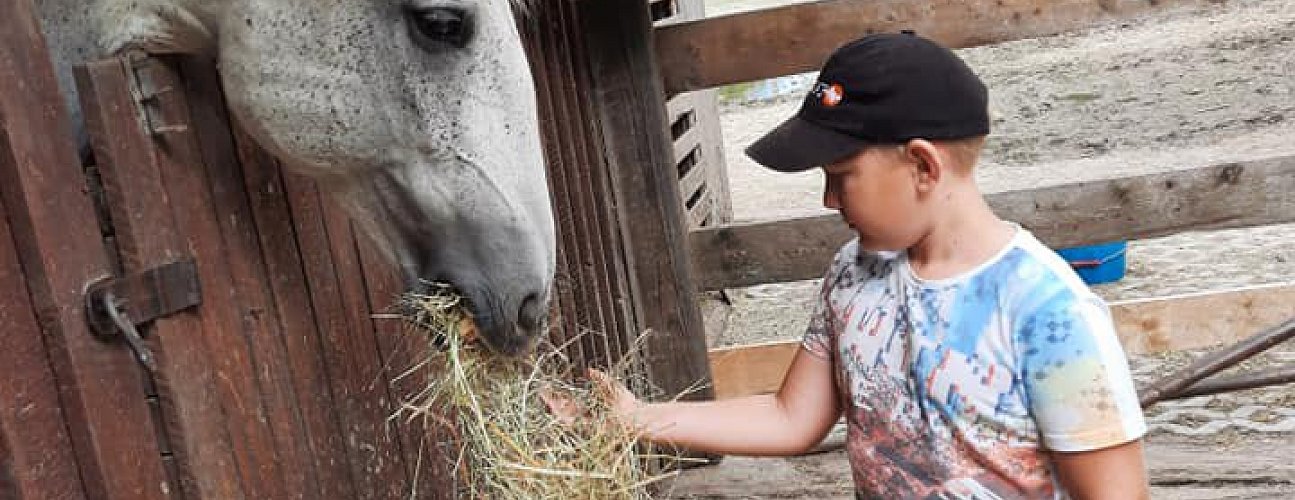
[75,55,437,499]
[520,0,714,405]
[520,1,638,370]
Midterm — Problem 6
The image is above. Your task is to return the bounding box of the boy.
[550,32,1149,499]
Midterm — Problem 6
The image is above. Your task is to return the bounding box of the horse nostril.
[517,292,544,331]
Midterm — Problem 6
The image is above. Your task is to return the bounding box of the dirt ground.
[672,0,1295,497]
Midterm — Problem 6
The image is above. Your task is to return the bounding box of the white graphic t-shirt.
[803,227,1146,499]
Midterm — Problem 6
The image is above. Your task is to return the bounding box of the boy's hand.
[541,368,642,432]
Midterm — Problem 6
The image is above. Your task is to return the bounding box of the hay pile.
[392,285,682,499]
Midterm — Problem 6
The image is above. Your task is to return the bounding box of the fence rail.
[690,155,1295,290]
[655,0,1205,93]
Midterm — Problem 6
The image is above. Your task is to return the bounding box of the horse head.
[67,0,557,355]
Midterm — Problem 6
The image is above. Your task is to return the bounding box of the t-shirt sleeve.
[802,285,833,359]
[802,245,853,360]
[1016,291,1147,452]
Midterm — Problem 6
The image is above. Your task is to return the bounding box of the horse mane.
[510,0,538,20]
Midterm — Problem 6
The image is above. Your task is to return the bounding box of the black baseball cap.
[745,32,990,172]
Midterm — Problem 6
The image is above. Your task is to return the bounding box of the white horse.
[37,0,556,356]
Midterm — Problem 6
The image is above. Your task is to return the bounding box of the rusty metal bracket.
[1139,316,1295,408]
[123,51,189,137]
[85,260,202,373]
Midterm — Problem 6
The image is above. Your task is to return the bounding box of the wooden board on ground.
[691,155,1295,290]
[656,0,1204,93]
[709,283,1295,399]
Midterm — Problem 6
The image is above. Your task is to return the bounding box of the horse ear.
[96,1,216,55]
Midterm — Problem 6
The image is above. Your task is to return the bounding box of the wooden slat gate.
[2,2,173,498]
[74,54,431,498]
[2,2,456,497]
[3,0,717,497]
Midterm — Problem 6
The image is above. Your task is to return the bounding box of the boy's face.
[821,145,929,252]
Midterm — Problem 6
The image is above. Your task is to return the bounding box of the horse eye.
[407,7,472,49]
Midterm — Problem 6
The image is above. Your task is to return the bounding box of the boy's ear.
[904,139,943,190]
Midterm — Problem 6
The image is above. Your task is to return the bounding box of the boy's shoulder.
[823,238,904,284]
[989,230,1107,318]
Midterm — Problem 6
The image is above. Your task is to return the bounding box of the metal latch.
[85,260,202,373]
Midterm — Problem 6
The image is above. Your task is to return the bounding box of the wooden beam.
[707,283,1295,399]
[656,0,1203,93]
[1113,283,1295,356]
[581,0,716,402]
[690,155,1295,290]
[708,341,800,400]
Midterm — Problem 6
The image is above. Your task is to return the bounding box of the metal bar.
[1139,316,1295,408]
[1160,366,1295,402]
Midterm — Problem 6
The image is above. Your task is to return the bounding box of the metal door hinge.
[85,260,202,373]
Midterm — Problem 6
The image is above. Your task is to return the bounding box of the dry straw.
[391,284,687,499]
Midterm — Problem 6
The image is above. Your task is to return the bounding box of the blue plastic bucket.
[1055,241,1128,285]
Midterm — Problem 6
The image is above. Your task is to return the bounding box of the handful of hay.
[393,285,681,499]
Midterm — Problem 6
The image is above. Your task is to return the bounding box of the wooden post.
[0,1,170,498]
[578,0,715,404]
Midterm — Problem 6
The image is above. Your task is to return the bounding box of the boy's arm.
[593,347,840,456]
[1050,439,1150,500]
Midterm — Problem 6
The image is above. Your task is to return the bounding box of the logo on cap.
[811,82,845,107]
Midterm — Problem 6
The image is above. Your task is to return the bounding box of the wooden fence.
[647,0,1295,400]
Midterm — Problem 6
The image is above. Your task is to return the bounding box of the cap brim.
[744,115,871,172]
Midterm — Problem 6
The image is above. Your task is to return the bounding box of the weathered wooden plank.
[230,117,360,500]
[656,0,1203,93]
[707,283,1295,399]
[678,161,708,205]
[177,57,333,499]
[581,0,715,403]
[673,124,701,162]
[1114,282,1295,356]
[687,189,715,228]
[0,177,85,500]
[529,3,612,366]
[354,229,439,494]
[0,3,170,498]
[707,340,800,400]
[76,57,250,499]
[691,90,733,225]
[285,171,411,499]
[523,10,587,364]
[691,156,1295,290]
